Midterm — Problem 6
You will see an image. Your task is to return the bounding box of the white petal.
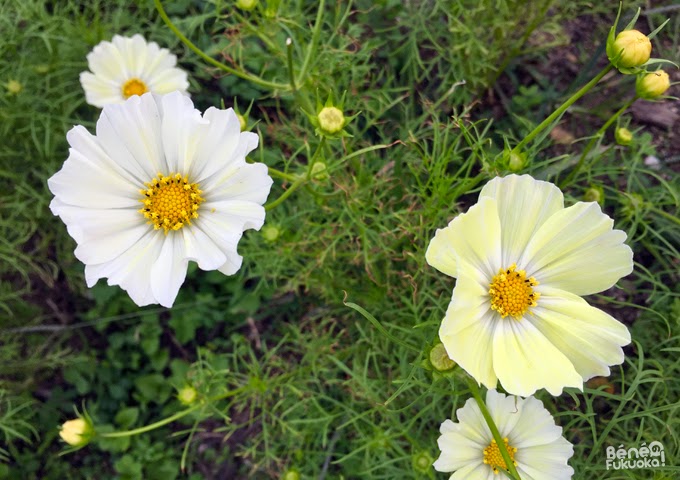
[160,91,206,173]
[85,229,164,307]
[480,175,564,267]
[80,72,124,107]
[454,396,492,446]
[439,262,499,389]
[515,437,574,480]
[448,462,494,480]
[86,38,128,82]
[201,199,267,232]
[426,196,502,279]
[492,316,582,396]
[96,94,165,182]
[190,107,245,183]
[484,390,522,438]
[202,163,273,206]
[182,226,227,271]
[150,233,188,307]
[508,396,564,449]
[147,68,189,95]
[434,430,484,472]
[530,287,630,380]
[522,202,633,295]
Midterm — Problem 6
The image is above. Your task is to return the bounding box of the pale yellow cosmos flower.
[426,175,633,396]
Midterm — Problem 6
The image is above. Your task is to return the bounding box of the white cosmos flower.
[80,34,189,108]
[434,389,574,479]
[48,91,273,308]
[426,174,633,397]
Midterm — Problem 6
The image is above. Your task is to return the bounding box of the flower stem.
[512,64,613,156]
[466,378,522,480]
[154,0,289,91]
[295,0,326,87]
[559,96,636,188]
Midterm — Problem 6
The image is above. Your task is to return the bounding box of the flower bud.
[281,469,300,480]
[429,342,456,372]
[262,225,280,243]
[177,386,198,405]
[317,106,344,135]
[636,70,670,100]
[310,162,330,181]
[412,451,434,474]
[59,418,93,447]
[6,80,22,95]
[614,127,633,146]
[236,114,247,131]
[608,30,651,68]
[507,150,527,172]
[235,0,258,11]
[583,185,604,206]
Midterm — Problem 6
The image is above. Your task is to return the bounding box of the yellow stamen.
[122,78,148,99]
[483,437,518,475]
[138,173,204,234]
[488,263,539,319]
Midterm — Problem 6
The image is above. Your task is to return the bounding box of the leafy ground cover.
[1,0,679,479]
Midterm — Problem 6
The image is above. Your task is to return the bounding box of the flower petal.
[160,91,207,173]
[480,174,564,267]
[150,233,188,308]
[182,226,227,271]
[515,436,574,480]
[508,396,564,449]
[79,72,122,107]
[485,390,522,438]
[426,196,501,279]
[492,316,582,396]
[522,201,633,296]
[439,262,499,389]
[529,287,630,380]
[202,162,273,206]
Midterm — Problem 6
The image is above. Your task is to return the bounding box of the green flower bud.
[608,29,651,68]
[429,342,456,372]
[636,70,670,100]
[6,80,22,95]
[507,150,527,172]
[583,185,604,206]
[177,386,198,405]
[262,225,281,243]
[317,106,344,135]
[281,469,300,480]
[614,127,633,146]
[59,418,94,447]
[310,162,330,181]
[235,0,258,11]
[412,451,434,474]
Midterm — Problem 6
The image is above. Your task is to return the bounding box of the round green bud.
[177,386,198,405]
[317,106,344,135]
[235,0,258,11]
[615,127,633,146]
[507,150,527,172]
[429,342,456,372]
[59,418,93,447]
[6,80,22,95]
[609,30,651,68]
[412,451,434,474]
[310,162,330,181]
[262,225,280,243]
[636,70,670,100]
[281,469,300,480]
[583,186,604,205]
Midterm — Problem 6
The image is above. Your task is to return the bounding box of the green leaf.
[114,407,139,429]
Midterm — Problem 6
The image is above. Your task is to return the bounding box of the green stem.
[512,64,613,155]
[560,96,636,188]
[154,0,289,91]
[466,378,522,480]
[268,166,298,182]
[99,387,246,439]
[651,206,680,226]
[286,38,297,92]
[295,0,326,87]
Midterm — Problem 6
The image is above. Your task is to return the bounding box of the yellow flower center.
[483,437,518,475]
[138,173,204,234]
[488,263,539,318]
[122,78,148,99]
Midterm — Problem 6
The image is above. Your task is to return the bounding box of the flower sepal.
[59,408,95,452]
[303,91,359,139]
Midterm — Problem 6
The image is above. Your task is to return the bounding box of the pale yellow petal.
[426,196,501,279]
[522,202,633,295]
[492,316,582,396]
[529,286,630,380]
[480,174,564,267]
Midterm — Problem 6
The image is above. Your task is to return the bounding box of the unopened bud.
[615,127,633,146]
[583,186,604,206]
[59,418,93,447]
[6,80,22,95]
[317,106,344,135]
[177,386,198,405]
[609,30,651,68]
[310,162,330,181]
[281,469,300,480]
[429,342,456,372]
[636,70,670,100]
[262,225,280,243]
[507,150,527,172]
[412,451,434,474]
[235,0,258,11]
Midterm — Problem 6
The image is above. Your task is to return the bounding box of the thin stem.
[154,0,289,91]
[466,378,522,480]
[651,206,680,226]
[295,0,326,87]
[559,96,636,188]
[286,38,297,92]
[512,64,613,155]
[268,167,298,182]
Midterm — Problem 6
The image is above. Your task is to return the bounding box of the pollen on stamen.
[488,263,540,319]
[138,172,204,234]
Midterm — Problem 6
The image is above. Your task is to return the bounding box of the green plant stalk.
[295,0,326,87]
[154,0,289,91]
[560,96,636,188]
[512,64,613,155]
[268,167,298,182]
[466,377,522,480]
[99,387,246,439]
[651,206,680,227]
